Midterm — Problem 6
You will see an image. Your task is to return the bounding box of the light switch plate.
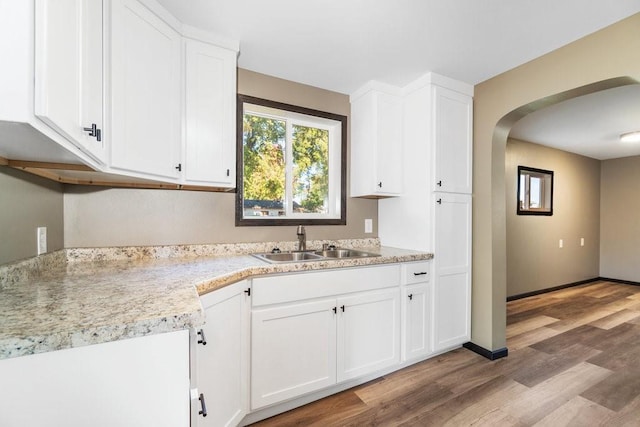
[364,219,373,233]
[37,227,47,255]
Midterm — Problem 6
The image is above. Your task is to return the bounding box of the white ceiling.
[156,0,640,94]
[510,84,640,160]
[156,0,640,160]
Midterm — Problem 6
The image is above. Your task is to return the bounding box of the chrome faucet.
[296,225,306,251]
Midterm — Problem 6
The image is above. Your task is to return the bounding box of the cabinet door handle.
[226,168,230,177]
[436,180,442,187]
[378,182,382,188]
[83,123,101,142]
[198,393,208,417]
[437,198,442,205]
[408,294,413,301]
[197,329,207,345]
[341,305,345,312]
[175,163,182,172]
[333,307,337,314]
[413,272,427,276]
[244,288,251,296]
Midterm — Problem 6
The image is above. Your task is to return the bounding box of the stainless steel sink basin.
[314,249,381,259]
[252,248,381,264]
[252,251,324,263]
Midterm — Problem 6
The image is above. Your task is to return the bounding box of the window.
[517,166,554,216]
[236,95,347,226]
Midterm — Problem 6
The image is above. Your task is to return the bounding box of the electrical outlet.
[364,219,373,233]
[37,227,47,255]
[559,239,563,249]
[580,237,585,247]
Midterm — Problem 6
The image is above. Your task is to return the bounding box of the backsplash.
[65,238,381,262]
[0,238,381,288]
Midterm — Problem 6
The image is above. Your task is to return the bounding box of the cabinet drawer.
[252,264,401,307]
[401,261,431,285]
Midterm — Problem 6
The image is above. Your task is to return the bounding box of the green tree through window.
[237,95,346,226]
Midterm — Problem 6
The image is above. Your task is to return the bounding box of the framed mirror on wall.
[517,166,554,216]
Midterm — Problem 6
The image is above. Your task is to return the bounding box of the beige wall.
[600,155,640,281]
[0,166,64,264]
[64,69,378,248]
[505,139,600,297]
[474,13,640,351]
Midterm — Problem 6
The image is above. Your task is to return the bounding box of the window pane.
[529,176,541,208]
[242,114,286,217]
[292,125,329,214]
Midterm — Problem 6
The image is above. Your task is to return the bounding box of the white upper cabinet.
[350,82,403,198]
[34,0,106,164]
[433,85,473,194]
[109,0,182,181]
[183,39,237,188]
[1,1,239,188]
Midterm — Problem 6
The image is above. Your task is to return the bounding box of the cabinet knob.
[197,329,207,345]
[198,393,208,417]
[436,180,442,187]
[378,182,382,188]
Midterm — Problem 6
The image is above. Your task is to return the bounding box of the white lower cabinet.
[401,261,433,361]
[250,266,402,411]
[402,283,432,361]
[251,298,338,409]
[336,288,400,382]
[433,193,472,351]
[195,280,250,427]
[251,288,400,410]
[0,330,190,427]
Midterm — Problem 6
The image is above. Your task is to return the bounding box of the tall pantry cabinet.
[378,73,473,353]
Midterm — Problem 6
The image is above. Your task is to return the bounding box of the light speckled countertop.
[0,240,432,360]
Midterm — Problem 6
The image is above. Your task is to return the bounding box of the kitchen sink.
[252,251,325,263]
[314,249,380,259]
[252,248,380,264]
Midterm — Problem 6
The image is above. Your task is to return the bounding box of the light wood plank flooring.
[251,281,640,426]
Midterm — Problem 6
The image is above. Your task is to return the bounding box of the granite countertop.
[0,240,432,360]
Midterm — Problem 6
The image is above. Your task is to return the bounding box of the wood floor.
[251,281,640,426]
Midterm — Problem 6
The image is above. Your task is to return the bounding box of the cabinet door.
[251,299,337,409]
[350,87,403,197]
[375,92,403,195]
[196,281,249,427]
[433,193,472,350]
[34,0,106,163]
[110,0,181,180]
[402,283,432,361]
[433,85,472,194]
[337,288,400,382]
[184,40,236,187]
[0,331,190,427]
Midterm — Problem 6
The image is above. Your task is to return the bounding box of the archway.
[470,12,640,355]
